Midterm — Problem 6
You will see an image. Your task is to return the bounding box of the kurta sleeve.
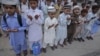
[67,20,71,25]
[25,11,33,25]
[33,11,44,25]
[1,17,8,31]
[18,17,27,31]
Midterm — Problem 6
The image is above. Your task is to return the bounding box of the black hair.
[73,2,77,6]
[81,3,86,8]
[92,5,99,10]
[29,0,38,3]
[87,1,92,4]
[81,9,88,13]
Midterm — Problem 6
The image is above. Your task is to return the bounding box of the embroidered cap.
[1,0,18,5]
[47,6,56,12]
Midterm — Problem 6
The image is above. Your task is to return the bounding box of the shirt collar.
[30,8,38,12]
[6,13,17,18]
[63,13,67,16]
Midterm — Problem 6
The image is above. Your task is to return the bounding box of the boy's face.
[63,8,71,14]
[4,5,16,15]
[81,12,87,17]
[48,12,55,18]
[92,8,99,14]
[29,1,38,9]
[73,8,80,15]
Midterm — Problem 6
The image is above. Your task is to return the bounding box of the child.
[85,5,99,40]
[55,5,71,47]
[25,0,44,54]
[1,0,27,56]
[42,6,58,53]
[72,5,82,40]
[67,5,81,43]
[78,9,88,42]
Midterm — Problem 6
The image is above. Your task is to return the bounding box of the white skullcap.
[1,0,18,5]
[73,5,82,10]
[47,6,56,12]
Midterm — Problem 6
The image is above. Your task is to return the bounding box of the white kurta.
[44,17,58,44]
[56,13,71,40]
[86,12,98,31]
[25,8,44,42]
[78,16,87,38]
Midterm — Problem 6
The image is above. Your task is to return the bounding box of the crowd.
[0,0,100,56]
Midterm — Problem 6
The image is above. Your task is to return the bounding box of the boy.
[73,5,81,41]
[78,9,88,42]
[67,5,81,43]
[55,5,71,47]
[91,13,100,36]
[25,0,44,54]
[85,5,99,40]
[42,6,58,53]
[1,0,27,56]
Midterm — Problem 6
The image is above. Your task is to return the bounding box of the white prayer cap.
[73,5,82,10]
[63,5,71,9]
[1,0,18,5]
[47,6,56,12]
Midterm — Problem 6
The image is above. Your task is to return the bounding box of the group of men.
[0,0,100,56]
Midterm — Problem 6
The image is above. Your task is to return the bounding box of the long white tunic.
[56,13,71,40]
[25,8,44,42]
[86,12,98,31]
[44,17,58,44]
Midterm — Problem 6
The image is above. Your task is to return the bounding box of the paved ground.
[0,26,100,56]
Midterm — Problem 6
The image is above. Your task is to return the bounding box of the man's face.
[29,1,38,9]
[4,5,16,15]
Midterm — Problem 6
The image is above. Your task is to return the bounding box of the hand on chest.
[28,11,40,19]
